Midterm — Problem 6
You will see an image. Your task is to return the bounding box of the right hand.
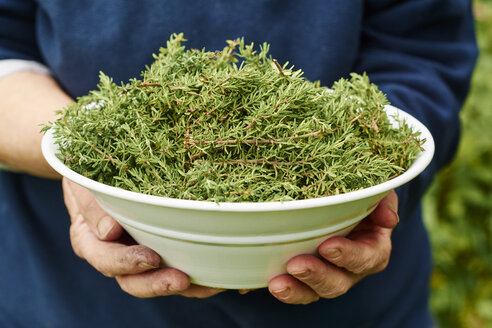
[62,178,224,298]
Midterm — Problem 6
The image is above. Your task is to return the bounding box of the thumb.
[62,177,123,240]
[368,190,399,229]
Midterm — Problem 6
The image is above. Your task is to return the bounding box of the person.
[0,1,477,327]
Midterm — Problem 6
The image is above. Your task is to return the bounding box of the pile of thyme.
[46,33,424,202]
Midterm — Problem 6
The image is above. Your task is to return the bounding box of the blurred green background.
[422,0,492,327]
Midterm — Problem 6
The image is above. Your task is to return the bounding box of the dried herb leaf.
[45,33,424,202]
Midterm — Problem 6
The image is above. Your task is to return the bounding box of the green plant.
[423,1,492,326]
[47,34,422,202]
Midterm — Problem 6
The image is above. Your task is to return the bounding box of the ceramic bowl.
[41,105,434,289]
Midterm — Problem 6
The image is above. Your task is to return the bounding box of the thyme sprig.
[45,33,424,202]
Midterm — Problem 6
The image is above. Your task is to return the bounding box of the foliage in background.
[423,1,492,327]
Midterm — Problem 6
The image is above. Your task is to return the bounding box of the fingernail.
[138,262,158,270]
[290,269,310,279]
[96,216,114,239]
[272,287,290,299]
[322,248,341,259]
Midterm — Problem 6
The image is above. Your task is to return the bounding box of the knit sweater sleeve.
[0,0,42,61]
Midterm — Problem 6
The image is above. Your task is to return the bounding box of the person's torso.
[1,1,433,327]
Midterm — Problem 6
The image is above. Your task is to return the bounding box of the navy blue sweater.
[0,1,477,327]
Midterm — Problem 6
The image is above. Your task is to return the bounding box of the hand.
[62,178,224,298]
[268,190,399,304]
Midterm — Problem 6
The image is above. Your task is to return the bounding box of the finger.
[368,190,399,229]
[115,267,190,298]
[286,255,356,299]
[70,213,161,277]
[64,178,111,224]
[268,274,319,304]
[179,285,226,298]
[62,177,82,220]
[238,288,257,295]
[318,226,392,275]
[63,178,123,240]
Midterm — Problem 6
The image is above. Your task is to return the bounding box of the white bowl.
[42,105,434,289]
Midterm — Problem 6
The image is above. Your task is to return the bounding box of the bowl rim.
[42,105,435,212]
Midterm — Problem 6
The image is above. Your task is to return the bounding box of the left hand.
[268,190,399,304]
[62,178,224,299]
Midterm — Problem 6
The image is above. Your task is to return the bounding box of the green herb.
[45,33,424,202]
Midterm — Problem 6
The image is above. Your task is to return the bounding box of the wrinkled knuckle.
[316,284,336,298]
[318,277,349,298]
[341,251,366,271]
[352,259,374,275]
[68,219,80,241]
[373,246,391,273]
[306,274,327,292]
[327,282,350,298]
[69,223,84,258]
[386,244,392,260]
[375,257,390,273]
